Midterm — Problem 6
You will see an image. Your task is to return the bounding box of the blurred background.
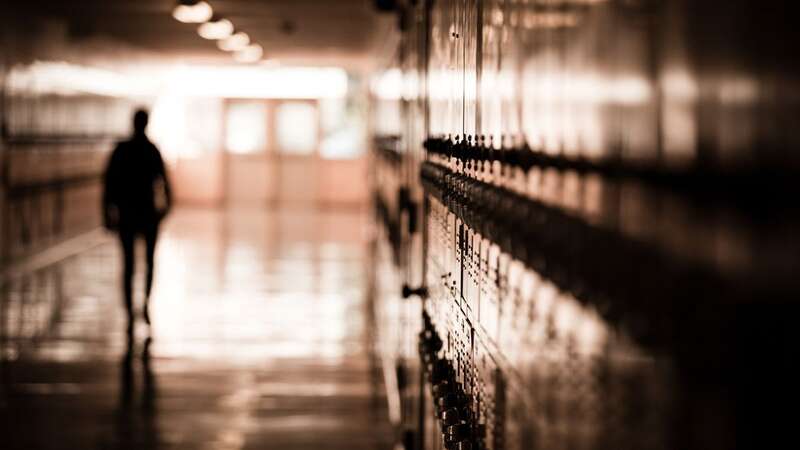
[2,1,799,450]
[0,1,391,256]
[0,2,397,449]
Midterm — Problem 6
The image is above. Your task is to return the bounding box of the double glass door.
[224,99,320,207]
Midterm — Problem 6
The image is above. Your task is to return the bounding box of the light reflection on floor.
[0,208,390,450]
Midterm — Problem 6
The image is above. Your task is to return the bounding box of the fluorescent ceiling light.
[6,61,156,97]
[172,1,213,24]
[166,66,349,99]
[218,32,250,52]
[198,18,234,40]
[233,44,264,63]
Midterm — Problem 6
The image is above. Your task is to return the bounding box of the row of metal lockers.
[368,1,799,450]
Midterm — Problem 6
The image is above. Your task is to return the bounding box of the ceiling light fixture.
[172,1,213,24]
[198,17,234,40]
[218,31,250,52]
[234,44,264,63]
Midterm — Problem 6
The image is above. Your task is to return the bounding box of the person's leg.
[119,228,136,334]
[143,222,159,326]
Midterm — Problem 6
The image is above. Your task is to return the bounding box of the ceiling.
[5,0,397,70]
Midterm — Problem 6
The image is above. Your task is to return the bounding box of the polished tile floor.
[0,208,391,450]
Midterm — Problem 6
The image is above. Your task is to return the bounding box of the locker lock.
[441,405,473,426]
[429,359,454,384]
[421,349,436,365]
[402,284,428,299]
[432,379,455,399]
[419,342,442,363]
[418,329,442,358]
[445,423,472,445]
[441,407,461,426]
[455,442,473,450]
[438,391,470,417]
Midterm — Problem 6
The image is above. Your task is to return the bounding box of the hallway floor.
[0,208,391,450]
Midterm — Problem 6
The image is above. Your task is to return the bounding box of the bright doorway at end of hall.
[223,98,366,208]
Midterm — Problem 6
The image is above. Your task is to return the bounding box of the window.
[275,102,317,155]
[319,98,366,159]
[225,100,267,154]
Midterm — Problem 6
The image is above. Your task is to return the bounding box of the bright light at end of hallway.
[166,66,348,99]
[225,101,267,154]
[172,1,213,24]
[371,68,402,100]
[146,64,348,161]
[6,61,156,97]
[149,93,195,160]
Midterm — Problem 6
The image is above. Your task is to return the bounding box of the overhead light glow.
[165,66,348,99]
[371,68,403,100]
[233,44,263,63]
[7,61,156,97]
[218,32,250,52]
[198,18,234,40]
[172,1,213,24]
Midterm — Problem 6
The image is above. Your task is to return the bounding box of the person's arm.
[154,146,172,216]
[102,145,121,230]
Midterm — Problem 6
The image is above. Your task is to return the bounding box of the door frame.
[221,97,326,207]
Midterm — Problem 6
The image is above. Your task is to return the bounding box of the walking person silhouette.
[103,109,172,336]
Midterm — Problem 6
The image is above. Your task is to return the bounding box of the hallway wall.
[0,18,146,264]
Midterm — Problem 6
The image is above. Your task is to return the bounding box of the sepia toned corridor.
[3,1,800,449]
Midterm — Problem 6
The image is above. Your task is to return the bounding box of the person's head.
[133,109,149,135]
